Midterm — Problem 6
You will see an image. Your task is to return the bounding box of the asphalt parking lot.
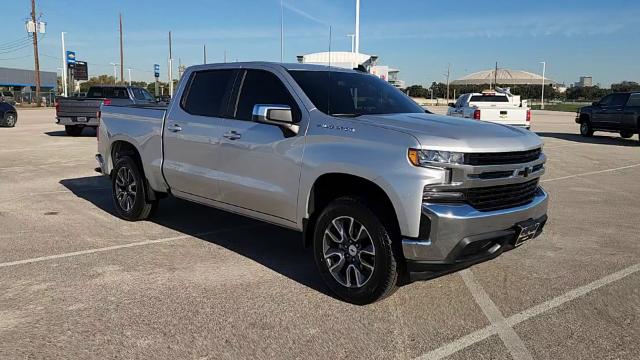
[1,108,638,359]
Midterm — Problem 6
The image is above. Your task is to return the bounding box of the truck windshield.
[288,70,424,117]
[469,95,509,102]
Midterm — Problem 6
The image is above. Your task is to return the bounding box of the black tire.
[620,131,633,139]
[579,119,594,137]
[65,125,83,136]
[111,156,158,221]
[0,112,17,127]
[313,197,398,305]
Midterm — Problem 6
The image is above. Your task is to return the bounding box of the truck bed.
[57,97,104,118]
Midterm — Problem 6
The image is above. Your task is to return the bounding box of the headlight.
[408,149,465,167]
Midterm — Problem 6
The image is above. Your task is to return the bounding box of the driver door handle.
[223,130,242,140]
[167,123,182,132]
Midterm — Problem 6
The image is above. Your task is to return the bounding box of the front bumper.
[402,187,548,277]
[56,116,100,127]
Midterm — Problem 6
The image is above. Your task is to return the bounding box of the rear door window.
[234,69,299,121]
[87,87,104,98]
[626,94,640,107]
[181,69,236,117]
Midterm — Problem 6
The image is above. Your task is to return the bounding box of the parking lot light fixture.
[540,61,546,110]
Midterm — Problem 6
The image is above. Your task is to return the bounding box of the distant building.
[296,51,405,88]
[0,67,57,92]
[574,76,593,88]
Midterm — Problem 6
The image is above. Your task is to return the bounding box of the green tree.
[79,75,117,92]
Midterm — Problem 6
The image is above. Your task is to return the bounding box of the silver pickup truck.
[96,62,548,304]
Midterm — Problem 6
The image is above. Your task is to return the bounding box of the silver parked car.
[96,62,548,304]
[1,91,16,105]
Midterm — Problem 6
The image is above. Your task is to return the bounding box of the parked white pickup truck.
[447,91,531,129]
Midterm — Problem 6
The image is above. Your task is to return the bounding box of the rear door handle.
[167,123,182,132]
[223,130,242,140]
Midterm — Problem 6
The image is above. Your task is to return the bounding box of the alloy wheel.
[115,166,137,212]
[322,216,376,288]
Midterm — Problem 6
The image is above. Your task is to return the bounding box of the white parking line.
[416,262,640,360]
[0,224,263,268]
[460,270,533,360]
[541,163,640,183]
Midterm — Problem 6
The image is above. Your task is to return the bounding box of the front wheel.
[111,156,158,221]
[580,120,594,137]
[313,197,399,305]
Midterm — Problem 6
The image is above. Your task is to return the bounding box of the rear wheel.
[0,112,17,127]
[313,197,398,305]
[111,156,158,221]
[580,120,594,137]
[620,131,633,139]
[65,125,83,136]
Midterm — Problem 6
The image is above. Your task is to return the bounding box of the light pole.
[61,32,68,97]
[540,61,546,110]
[127,68,132,86]
[347,34,355,52]
[109,62,119,84]
[354,0,360,54]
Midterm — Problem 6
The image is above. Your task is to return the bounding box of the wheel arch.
[109,140,161,201]
[302,172,402,248]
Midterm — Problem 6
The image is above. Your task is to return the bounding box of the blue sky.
[2,0,639,86]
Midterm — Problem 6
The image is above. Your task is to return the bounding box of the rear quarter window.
[626,94,640,107]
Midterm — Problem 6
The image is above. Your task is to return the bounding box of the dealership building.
[0,67,57,92]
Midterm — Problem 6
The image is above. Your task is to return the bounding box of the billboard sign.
[74,61,88,81]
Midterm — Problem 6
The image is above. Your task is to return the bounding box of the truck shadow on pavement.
[44,129,97,137]
[537,132,640,147]
[59,176,334,298]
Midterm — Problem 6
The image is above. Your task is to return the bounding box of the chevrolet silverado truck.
[96,62,548,304]
[56,85,155,136]
[576,92,640,142]
[447,91,531,129]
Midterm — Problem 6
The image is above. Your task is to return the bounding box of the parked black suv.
[0,102,18,127]
[576,92,640,142]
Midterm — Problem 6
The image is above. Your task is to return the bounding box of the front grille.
[465,179,539,211]
[465,148,541,165]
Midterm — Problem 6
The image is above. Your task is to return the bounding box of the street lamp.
[109,62,119,84]
[127,68,132,86]
[540,61,546,110]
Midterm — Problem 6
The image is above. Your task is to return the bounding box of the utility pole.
[445,63,451,103]
[119,13,124,85]
[168,31,173,96]
[540,61,546,110]
[61,32,68,97]
[30,0,42,105]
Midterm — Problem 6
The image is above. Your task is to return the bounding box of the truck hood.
[356,113,542,153]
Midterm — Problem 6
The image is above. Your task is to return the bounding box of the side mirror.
[448,102,456,108]
[252,104,294,124]
[592,101,599,106]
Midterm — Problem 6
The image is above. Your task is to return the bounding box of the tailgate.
[478,107,528,126]
[57,98,104,118]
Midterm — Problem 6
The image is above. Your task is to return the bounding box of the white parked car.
[447,91,531,129]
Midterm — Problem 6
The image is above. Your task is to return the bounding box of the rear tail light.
[103,99,112,106]
[526,109,531,122]
[54,100,60,114]
[473,109,481,120]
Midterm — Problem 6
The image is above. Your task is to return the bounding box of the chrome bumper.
[402,187,548,263]
[56,117,100,127]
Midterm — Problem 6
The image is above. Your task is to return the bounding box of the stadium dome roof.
[451,69,557,86]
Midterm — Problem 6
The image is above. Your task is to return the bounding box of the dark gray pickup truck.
[576,92,640,142]
[55,85,155,136]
